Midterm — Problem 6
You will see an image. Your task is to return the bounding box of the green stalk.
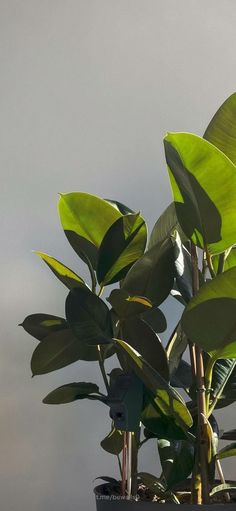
[97,345,109,393]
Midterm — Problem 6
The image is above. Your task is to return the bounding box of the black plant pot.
[94,483,236,510]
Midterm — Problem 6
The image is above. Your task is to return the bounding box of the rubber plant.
[21,93,236,506]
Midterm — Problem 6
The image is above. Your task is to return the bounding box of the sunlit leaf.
[97,213,147,285]
[217,443,236,460]
[35,251,85,289]
[204,92,236,165]
[58,192,121,268]
[164,132,236,254]
[148,202,186,249]
[107,288,152,319]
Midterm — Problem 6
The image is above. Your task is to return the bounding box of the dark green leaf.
[182,267,236,356]
[148,203,187,249]
[43,382,101,404]
[170,360,192,389]
[104,199,134,215]
[31,328,114,375]
[204,92,236,165]
[97,213,147,285]
[107,288,153,319]
[211,358,236,409]
[122,238,175,306]
[158,438,194,489]
[221,429,236,440]
[66,286,113,345]
[142,395,187,440]
[122,316,169,380]
[58,192,122,268]
[100,427,123,455]
[141,306,167,333]
[20,314,67,341]
[116,340,193,430]
[35,251,86,289]
[164,132,236,254]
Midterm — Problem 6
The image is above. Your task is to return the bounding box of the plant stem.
[216,459,231,502]
[191,243,210,504]
[204,245,216,279]
[97,345,109,393]
[217,252,226,275]
[122,432,127,496]
[98,285,104,297]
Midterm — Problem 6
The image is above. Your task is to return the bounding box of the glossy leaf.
[164,132,236,254]
[97,213,147,285]
[142,395,187,440]
[204,92,236,165]
[122,316,169,380]
[166,323,188,378]
[43,382,101,404]
[148,202,186,249]
[170,360,192,389]
[213,247,236,274]
[182,267,236,355]
[35,252,85,289]
[20,313,67,341]
[217,443,236,460]
[158,438,194,489]
[171,231,192,303]
[66,286,113,345]
[107,288,152,319]
[100,427,123,455]
[116,340,193,430]
[104,199,134,215]
[122,238,175,306]
[31,328,114,375]
[210,358,236,409]
[58,192,121,268]
[141,306,167,333]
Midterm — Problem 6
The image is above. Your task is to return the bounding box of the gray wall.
[1,1,236,510]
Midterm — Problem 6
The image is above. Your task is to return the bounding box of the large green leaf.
[35,252,85,290]
[204,92,236,165]
[43,382,101,404]
[100,427,123,455]
[97,213,147,285]
[122,316,169,380]
[104,199,134,215]
[115,340,193,431]
[148,202,186,249]
[20,314,67,341]
[66,286,113,346]
[58,192,121,268]
[122,238,175,306]
[31,328,114,375]
[182,267,236,356]
[141,306,167,333]
[213,247,236,274]
[158,438,194,489]
[142,394,187,440]
[217,443,236,460]
[164,132,236,254]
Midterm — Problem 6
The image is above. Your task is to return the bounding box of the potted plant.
[21,93,236,508]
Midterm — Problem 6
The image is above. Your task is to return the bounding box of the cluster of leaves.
[21,93,236,501]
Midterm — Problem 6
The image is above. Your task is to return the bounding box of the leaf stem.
[97,345,109,393]
[98,285,104,297]
[204,245,216,279]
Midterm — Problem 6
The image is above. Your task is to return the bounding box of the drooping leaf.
[35,251,86,289]
[43,382,101,404]
[31,328,114,375]
[164,132,236,254]
[210,483,236,497]
[58,192,121,268]
[20,314,67,341]
[97,213,147,285]
[148,202,187,249]
[66,286,113,346]
[107,288,152,320]
[122,238,175,306]
[122,316,169,380]
[221,429,236,440]
[115,340,193,431]
[182,267,236,356]
[204,92,236,165]
[217,443,236,460]
[100,427,123,455]
[158,438,194,489]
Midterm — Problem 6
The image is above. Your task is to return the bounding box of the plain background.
[1,1,236,510]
